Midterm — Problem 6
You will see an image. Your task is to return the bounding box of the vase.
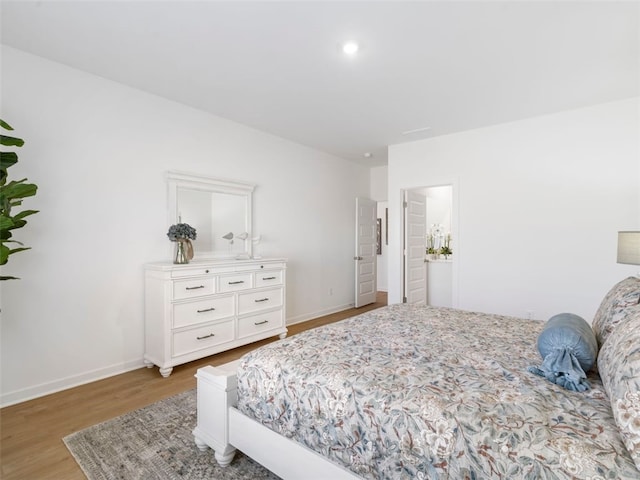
[174,240,189,264]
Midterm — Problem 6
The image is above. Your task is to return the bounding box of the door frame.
[399,181,459,308]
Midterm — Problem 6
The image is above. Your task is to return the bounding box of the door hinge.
[403,296,407,303]
[403,201,407,208]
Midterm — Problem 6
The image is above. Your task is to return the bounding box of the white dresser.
[144,258,287,377]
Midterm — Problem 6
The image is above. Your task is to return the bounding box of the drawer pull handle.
[254,298,269,303]
[197,307,216,313]
[196,333,215,340]
[186,285,205,290]
[254,320,269,325]
[262,276,277,280]
[228,280,245,285]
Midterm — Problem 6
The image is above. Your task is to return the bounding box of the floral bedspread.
[236,304,639,479]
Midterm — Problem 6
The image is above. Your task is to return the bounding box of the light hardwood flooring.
[0,292,387,480]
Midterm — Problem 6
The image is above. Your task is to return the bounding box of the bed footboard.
[192,360,241,466]
[193,360,362,479]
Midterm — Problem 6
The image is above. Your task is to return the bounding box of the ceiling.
[1,1,638,166]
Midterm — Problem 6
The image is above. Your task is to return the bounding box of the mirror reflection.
[167,171,254,259]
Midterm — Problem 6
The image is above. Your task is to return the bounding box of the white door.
[355,197,377,307]
[403,190,427,304]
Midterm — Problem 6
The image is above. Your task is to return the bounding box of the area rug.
[63,389,279,480]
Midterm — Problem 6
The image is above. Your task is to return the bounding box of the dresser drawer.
[173,294,234,328]
[171,266,215,278]
[173,277,215,300]
[238,287,283,315]
[172,320,234,357]
[238,310,283,339]
[218,273,253,293]
[255,270,284,287]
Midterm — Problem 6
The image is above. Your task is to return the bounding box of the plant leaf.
[0,216,14,230]
[8,218,27,230]
[0,135,25,148]
[0,243,29,265]
[0,152,18,170]
[0,119,14,131]
[13,209,39,221]
[0,243,9,264]
[1,239,22,246]
[1,181,37,199]
[0,276,20,281]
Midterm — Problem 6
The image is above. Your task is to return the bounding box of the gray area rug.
[63,389,280,479]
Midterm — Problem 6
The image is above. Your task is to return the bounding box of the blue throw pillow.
[528,313,598,392]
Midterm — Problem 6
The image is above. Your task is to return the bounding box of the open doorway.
[402,184,455,306]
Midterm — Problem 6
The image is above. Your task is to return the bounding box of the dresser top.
[145,257,287,271]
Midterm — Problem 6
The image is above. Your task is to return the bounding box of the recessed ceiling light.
[363,152,373,158]
[342,42,359,55]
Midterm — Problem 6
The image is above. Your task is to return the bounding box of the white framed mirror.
[167,171,255,259]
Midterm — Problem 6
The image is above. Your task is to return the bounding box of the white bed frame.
[192,361,362,479]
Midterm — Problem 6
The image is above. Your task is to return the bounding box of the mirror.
[167,171,254,259]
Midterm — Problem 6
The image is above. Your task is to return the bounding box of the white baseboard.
[0,359,145,408]
[2,299,380,407]
[286,302,354,326]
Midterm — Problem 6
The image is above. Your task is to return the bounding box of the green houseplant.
[0,119,38,280]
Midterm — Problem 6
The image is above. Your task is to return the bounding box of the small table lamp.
[617,231,640,269]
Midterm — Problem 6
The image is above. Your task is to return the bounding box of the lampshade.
[617,231,640,265]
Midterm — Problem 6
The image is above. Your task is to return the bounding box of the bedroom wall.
[0,46,370,406]
[388,97,640,322]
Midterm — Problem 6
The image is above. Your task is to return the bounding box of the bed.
[193,277,640,479]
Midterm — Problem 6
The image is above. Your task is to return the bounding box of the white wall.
[0,46,370,406]
[388,98,640,322]
[425,185,452,239]
[370,165,388,201]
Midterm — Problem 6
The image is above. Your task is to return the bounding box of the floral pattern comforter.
[236,304,639,479]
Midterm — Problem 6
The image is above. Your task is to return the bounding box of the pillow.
[528,313,598,392]
[597,304,640,471]
[592,276,640,347]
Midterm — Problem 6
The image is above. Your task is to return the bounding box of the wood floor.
[0,292,386,480]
